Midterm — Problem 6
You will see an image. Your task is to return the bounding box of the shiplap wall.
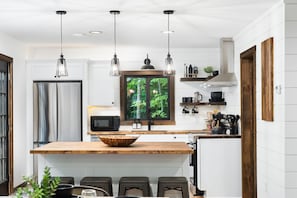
[0,33,28,187]
[284,1,297,197]
[234,2,286,198]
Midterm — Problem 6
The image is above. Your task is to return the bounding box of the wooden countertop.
[193,134,241,139]
[30,142,193,155]
[88,129,211,135]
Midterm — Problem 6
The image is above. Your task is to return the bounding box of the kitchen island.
[31,142,193,195]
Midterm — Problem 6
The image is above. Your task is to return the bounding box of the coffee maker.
[211,113,240,134]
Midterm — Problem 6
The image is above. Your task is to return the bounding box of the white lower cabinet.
[197,138,241,197]
[88,61,115,106]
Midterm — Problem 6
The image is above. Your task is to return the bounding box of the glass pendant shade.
[56,54,68,77]
[56,10,68,77]
[163,53,175,75]
[110,10,121,76]
[163,10,175,76]
[110,54,120,76]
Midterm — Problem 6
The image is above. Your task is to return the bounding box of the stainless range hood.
[204,38,237,87]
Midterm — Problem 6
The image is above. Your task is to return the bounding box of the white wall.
[234,2,286,198]
[284,1,297,197]
[27,46,237,131]
[0,33,28,187]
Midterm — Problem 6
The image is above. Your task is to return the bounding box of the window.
[120,70,175,125]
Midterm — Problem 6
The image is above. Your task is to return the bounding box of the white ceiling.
[0,0,280,48]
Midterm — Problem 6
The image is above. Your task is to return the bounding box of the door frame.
[240,46,257,198]
[0,53,13,195]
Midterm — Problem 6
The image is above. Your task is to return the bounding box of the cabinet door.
[29,60,86,80]
[197,138,241,197]
[88,62,114,106]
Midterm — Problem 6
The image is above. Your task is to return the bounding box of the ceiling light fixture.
[89,30,103,35]
[110,10,121,76]
[56,10,68,77]
[163,10,175,76]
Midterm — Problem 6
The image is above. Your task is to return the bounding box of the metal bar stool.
[157,177,189,198]
[118,177,152,197]
[80,177,113,196]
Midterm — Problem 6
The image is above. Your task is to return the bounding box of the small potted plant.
[203,66,214,77]
[16,166,60,198]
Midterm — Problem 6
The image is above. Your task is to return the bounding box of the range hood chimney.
[204,38,237,87]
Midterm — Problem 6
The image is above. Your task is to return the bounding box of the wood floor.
[189,183,204,198]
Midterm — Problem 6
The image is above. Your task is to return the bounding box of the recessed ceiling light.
[72,33,85,37]
[89,30,103,35]
[161,30,175,34]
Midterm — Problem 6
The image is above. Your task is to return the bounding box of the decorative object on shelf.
[163,10,175,76]
[110,10,121,76]
[212,70,219,76]
[182,106,190,114]
[99,135,139,147]
[194,91,203,103]
[141,54,155,69]
[209,91,225,103]
[188,64,193,77]
[56,10,68,78]
[193,66,199,77]
[203,66,213,76]
[182,97,193,103]
[184,64,188,77]
[192,106,199,114]
[16,166,61,198]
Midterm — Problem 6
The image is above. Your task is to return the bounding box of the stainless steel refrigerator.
[33,81,82,147]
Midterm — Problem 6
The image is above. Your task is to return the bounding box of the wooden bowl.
[98,135,139,147]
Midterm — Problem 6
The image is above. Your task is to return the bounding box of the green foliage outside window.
[126,77,169,120]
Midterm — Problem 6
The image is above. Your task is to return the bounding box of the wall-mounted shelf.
[180,76,214,82]
[180,102,227,106]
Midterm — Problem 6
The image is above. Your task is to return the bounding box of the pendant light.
[110,10,121,76]
[56,10,68,77]
[163,10,175,76]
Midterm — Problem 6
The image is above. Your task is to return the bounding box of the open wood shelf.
[180,76,214,82]
[180,101,227,106]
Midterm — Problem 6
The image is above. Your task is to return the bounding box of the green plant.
[16,166,60,198]
[203,66,214,74]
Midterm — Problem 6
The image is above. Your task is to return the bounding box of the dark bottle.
[188,64,193,77]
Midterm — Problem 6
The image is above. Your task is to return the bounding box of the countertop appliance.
[211,113,240,134]
[33,81,82,147]
[209,91,225,103]
[90,116,120,131]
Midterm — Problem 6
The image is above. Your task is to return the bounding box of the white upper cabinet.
[29,59,87,80]
[88,61,115,106]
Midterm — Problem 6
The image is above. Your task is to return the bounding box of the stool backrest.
[72,185,110,197]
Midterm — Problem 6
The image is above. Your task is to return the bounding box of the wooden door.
[0,54,13,195]
[240,46,257,198]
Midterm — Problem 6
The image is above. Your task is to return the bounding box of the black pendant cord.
[167,13,170,55]
[60,13,63,56]
[114,13,117,56]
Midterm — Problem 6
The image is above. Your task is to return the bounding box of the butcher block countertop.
[88,129,210,135]
[30,142,193,155]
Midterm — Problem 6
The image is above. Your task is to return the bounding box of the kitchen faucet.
[148,119,153,131]
[147,108,153,131]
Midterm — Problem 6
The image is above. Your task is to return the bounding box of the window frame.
[120,70,175,125]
